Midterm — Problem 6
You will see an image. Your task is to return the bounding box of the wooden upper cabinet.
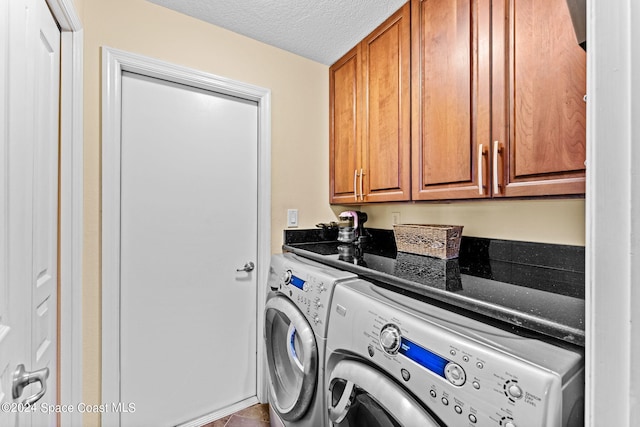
[361,2,411,202]
[332,0,585,204]
[411,0,492,200]
[330,3,411,204]
[492,0,587,197]
[330,45,361,204]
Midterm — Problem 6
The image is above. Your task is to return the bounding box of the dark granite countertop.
[283,229,585,347]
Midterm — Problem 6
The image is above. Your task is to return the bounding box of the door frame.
[101,47,272,426]
[40,1,84,426]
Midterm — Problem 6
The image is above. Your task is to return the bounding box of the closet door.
[117,71,259,426]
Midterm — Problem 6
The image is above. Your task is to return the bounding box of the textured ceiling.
[147,0,408,65]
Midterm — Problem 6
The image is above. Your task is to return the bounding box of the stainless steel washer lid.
[264,294,318,421]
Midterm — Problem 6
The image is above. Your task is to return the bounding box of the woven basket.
[393,224,464,259]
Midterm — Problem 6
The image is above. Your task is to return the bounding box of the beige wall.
[361,199,585,246]
[80,0,333,425]
[77,0,585,425]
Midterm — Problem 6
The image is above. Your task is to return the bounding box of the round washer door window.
[328,360,440,427]
[264,294,318,421]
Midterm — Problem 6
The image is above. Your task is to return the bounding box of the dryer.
[325,280,584,427]
[264,253,363,427]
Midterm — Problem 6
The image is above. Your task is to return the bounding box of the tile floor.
[203,403,270,427]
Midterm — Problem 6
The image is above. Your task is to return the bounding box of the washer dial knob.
[282,270,292,285]
[379,324,402,354]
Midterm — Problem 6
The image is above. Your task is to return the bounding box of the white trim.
[47,0,82,31]
[101,49,123,425]
[101,47,271,426]
[585,0,639,425]
[176,396,260,427]
[46,1,83,426]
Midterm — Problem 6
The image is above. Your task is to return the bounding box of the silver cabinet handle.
[493,140,501,195]
[353,169,359,201]
[478,144,485,195]
[12,364,49,407]
[359,168,364,201]
[236,261,255,272]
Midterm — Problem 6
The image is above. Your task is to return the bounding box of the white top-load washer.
[264,253,364,427]
[325,280,584,427]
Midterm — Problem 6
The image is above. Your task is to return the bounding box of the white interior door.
[118,71,259,426]
[0,0,60,426]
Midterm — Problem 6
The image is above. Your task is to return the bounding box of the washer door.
[264,295,318,421]
[328,360,441,427]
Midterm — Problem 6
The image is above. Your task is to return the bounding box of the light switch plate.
[287,209,298,227]
[391,212,401,225]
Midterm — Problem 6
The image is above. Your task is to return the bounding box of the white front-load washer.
[264,253,362,427]
[325,280,584,427]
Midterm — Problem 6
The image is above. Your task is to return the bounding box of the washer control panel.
[282,268,330,329]
[327,282,585,427]
[380,324,469,388]
[267,254,357,337]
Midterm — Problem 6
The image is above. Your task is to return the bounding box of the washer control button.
[441,397,449,406]
[469,414,477,423]
[476,362,484,369]
[508,384,523,399]
[368,345,375,357]
[472,381,481,390]
[401,369,411,382]
[454,405,462,414]
[463,355,470,362]
[429,389,437,398]
[444,362,467,386]
[379,324,402,355]
[504,422,516,427]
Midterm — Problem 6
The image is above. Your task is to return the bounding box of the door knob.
[12,364,49,407]
[236,261,255,272]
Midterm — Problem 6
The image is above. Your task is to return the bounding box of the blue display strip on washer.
[290,275,306,290]
[399,337,448,378]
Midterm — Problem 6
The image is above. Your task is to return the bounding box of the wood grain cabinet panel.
[330,3,411,204]
[329,46,361,203]
[411,0,491,200]
[492,0,587,197]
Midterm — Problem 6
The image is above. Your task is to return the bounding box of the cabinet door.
[361,2,411,202]
[330,45,361,204]
[492,0,586,197]
[411,0,491,200]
